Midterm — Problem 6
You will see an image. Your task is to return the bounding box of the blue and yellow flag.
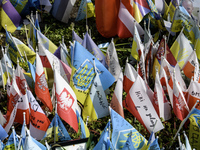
[70,41,115,105]
[76,110,90,138]
[82,71,109,121]
[189,108,200,149]
[111,107,148,150]
[42,113,71,143]
[165,0,178,21]
[4,129,19,150]
[122,132,136,150]
[0,124,8,141]
[0,0,22,33]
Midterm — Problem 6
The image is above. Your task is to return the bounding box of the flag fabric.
[5,30,36,65]
[37,30,58,53]
[76,110,90,138]
[27,90,50,140]
[60,43,71,67]
[122,131,136,150]
[51,0,76,23]
[165,0,178,21]
[35,53,52,111]
[0,124,8,140]
[27,61,36,82]
[106,38,122,81]
[187,80,200,110]
[0,0,22,33]
[70,41,115,105]
[24,130,42,150]
[39,0,52,12]
[123,62,138,93]
[171,6,198,44]
[125,75,164,133]
[75,0,95,21]
[4,128,19,149]
[155,0,168,16]
[72,30,83,44]
[82,32,108,68]
[173,76,189,121]
[0,111,7,126]
[183,131,192,150]
[42,113,71,143]
[182,50,199,80]
[0,141,5,150]
[117,0,145,38]
[54,69,79,132]
[148,137,160,150]
[111,107,148,149]
[110,71,124,118]
[10,0,31,17]
[137,46,146,82]
[131,23,144,61]
[153,70,171,121]
[82,71,109,121]
[189,108,200,149]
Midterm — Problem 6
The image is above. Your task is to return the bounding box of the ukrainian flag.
[0,0,22,33]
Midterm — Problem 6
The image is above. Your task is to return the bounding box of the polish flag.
[54,69,78,132]
[35,53,53,111]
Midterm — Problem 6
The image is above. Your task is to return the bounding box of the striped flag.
[0,0,22,33]
[51,0,76,23]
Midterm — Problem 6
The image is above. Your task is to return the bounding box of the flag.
[51,0,76,23]
[39,0,52,12]
[42,113,71,143]
[183,131,192,150]
[27,90,50,140]
[24,130,42,150]
[95,0,120,38]
[0,124,8,140]
[148,138,160,150]
[182,50,199,80]
[60,43,71,67]
[155,0,168,16]
[72,30,83,44]
[122,131,136,150]
[82,32,108,68]
[5,30,36,65]
[131,23,144,61]
[170,31,193,69]
[153,70,171,121]
[70,41,115,105]
[76,110,90,138]
[111,107,148,149]
[75,0,95,21]
[10,0,31,17]
[4,128,19,149]
[35,53,52,111]
[0,0,22,33]
[187,80,200,110]
[0,141,5,150]
[117,0,145,38]
[165,0,178,21]
[125,75,164,133]
[173,76,189,121]
[106,39,122,81]
[37,30,58,53]
[27,61,36,82]
[189,108,200,149]
[0,111,6,126]
[82,71,109,121]
[194,29,200,60]
[138,48,146,82]
[123,62,137,93]
[54,69,79,132]
[110,71,124,118]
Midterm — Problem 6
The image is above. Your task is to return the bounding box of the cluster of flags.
[1,0,200,149]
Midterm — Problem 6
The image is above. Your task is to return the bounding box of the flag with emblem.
[35,53,52,111]
[54,69,79,132]
[70,41,115,105]
[4,128,19,149]
[111,107,148,149]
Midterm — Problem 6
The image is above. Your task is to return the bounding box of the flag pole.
[0,61,5,91]
[24,24,29,46]
[17,135,22,150]
[53,62,57,144]
[12,126,17,150]
[173,100,199,140]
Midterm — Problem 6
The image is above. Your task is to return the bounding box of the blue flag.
[0,124,8,140]
[4,129,19,149]
[148,138,160,150]
[72,30,83,44]
[111,108,148,149]
[122,132,137,150]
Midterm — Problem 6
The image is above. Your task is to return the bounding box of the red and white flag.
[182,50,199,80]
[35,53,53,111]
[110,71,124,118]
[54,69,79,132]
[123,62,137,93]
[153,70,171,121]
[117,0,144,38]
[27,90,50,140]
[124,75,164,133]
[173,76,189,121]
